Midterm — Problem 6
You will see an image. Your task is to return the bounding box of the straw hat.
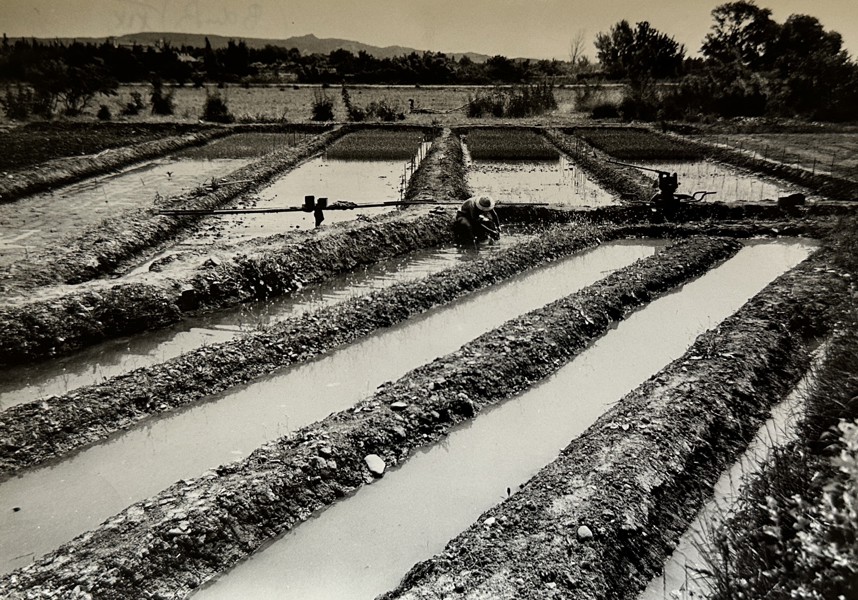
[476,196,495,211]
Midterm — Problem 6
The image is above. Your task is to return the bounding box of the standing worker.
[453,195,501,246]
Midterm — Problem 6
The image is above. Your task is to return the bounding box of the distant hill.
[25,32,492,63]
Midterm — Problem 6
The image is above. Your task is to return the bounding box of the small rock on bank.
[364,454,386,476]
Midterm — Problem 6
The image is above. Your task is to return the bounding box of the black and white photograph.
[0,1,856,598]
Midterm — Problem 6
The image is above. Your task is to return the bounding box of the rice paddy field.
[100,83,625,125]
[707,132,858,182]
[0,106,856,600]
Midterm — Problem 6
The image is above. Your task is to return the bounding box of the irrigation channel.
[0,156,251,267]
[631,160,813,203]
[639,347,823,600]
[191,239,814,600]
[0,239,664,575]
[464,147,618,207]
[185,141,434,245]
[0,234,534,410]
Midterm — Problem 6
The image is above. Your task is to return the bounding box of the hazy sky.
[1,0,856,60]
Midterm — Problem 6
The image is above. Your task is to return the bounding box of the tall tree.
[701,1,779,70]
[595,20,685,95]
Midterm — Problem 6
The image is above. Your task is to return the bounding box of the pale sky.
[1,0,856,60]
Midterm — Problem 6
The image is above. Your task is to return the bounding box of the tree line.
[594,1,858,121]
[1,1,857,121]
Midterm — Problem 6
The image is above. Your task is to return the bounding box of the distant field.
[708,133,858,182]
[102,83,626,124]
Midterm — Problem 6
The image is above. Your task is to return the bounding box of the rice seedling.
[464,128,558,160]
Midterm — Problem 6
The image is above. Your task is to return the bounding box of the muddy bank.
[671,131,858,201]
[0,127,227,204]
[0,219,619,475]
[404,128,469,203]
[543,128,654,202]
[0,209,452,367]
[381,252,847,600]
[496,199,857,229]
[0,237,739,599]
[0,126,346,294]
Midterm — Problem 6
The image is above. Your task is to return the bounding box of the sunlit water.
[466,153,618,207]
[191,241,814,600]
[0,240,661,574]
[639,347,824,600]
[632,160,812,203]
[0,235,532,410]
[188,142,433,244]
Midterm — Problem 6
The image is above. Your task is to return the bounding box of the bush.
[467,83,557,119]
[150,78,174,115]
[202,93,235,123]
[120,91,145,116]
[97,104,112,120]
[310,90,334,121]
[618,95,659,122]
[1,84,33,120]
[590,102,620,119]
[366,99,405,121]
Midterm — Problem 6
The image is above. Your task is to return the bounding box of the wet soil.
[381,249,849,600]
[0,122,211,173]
[0,126,347,294]
[0,236,743,599]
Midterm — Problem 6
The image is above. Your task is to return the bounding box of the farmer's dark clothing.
[454,198,500,244]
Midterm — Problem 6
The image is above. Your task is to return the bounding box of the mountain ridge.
[15,31,494,63]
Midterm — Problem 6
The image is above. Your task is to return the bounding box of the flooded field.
[0,240,660,575]
[185,142,433,244]
[0,156,250,265]
[467,155,617,206]
[192,240,813,599]
[632,160,810,203]
[0,235,532,410]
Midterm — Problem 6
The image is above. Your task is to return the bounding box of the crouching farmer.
[453,195,501,246]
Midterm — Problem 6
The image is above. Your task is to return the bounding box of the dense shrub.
[202,93,235,123]
[467,83,557,118]
[310,91,334,121]
[1,84,33,120]
[96,104,112,120]
[150,78,174,115]
[590,102,620,119]
[120,91,145,116]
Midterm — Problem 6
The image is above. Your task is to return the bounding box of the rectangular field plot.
[462,128,558,160]
[632,160,810,202]
[175,131,317,160]
[572,126,704,160]
[709,132,858,182]
[467,157,617,206]
[0,156,251,267]
[463,129,615,206]
[325,129,431,160]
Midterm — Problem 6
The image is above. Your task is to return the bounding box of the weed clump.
[150,78,174,115]
[699,216,858,600]
[311,89,334,121]
[202,93,235,123]
[467,83,557,119]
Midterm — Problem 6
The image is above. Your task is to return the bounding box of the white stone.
[364,454,386,476]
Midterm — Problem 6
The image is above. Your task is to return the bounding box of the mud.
[666,130,858,201]
[0,126,345,293]
[0,219,627,475]
[0,237,740,599]
[0,125,223,203]
[380,252,848,600]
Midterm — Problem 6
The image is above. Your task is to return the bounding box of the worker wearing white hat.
[453,195,501,246]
